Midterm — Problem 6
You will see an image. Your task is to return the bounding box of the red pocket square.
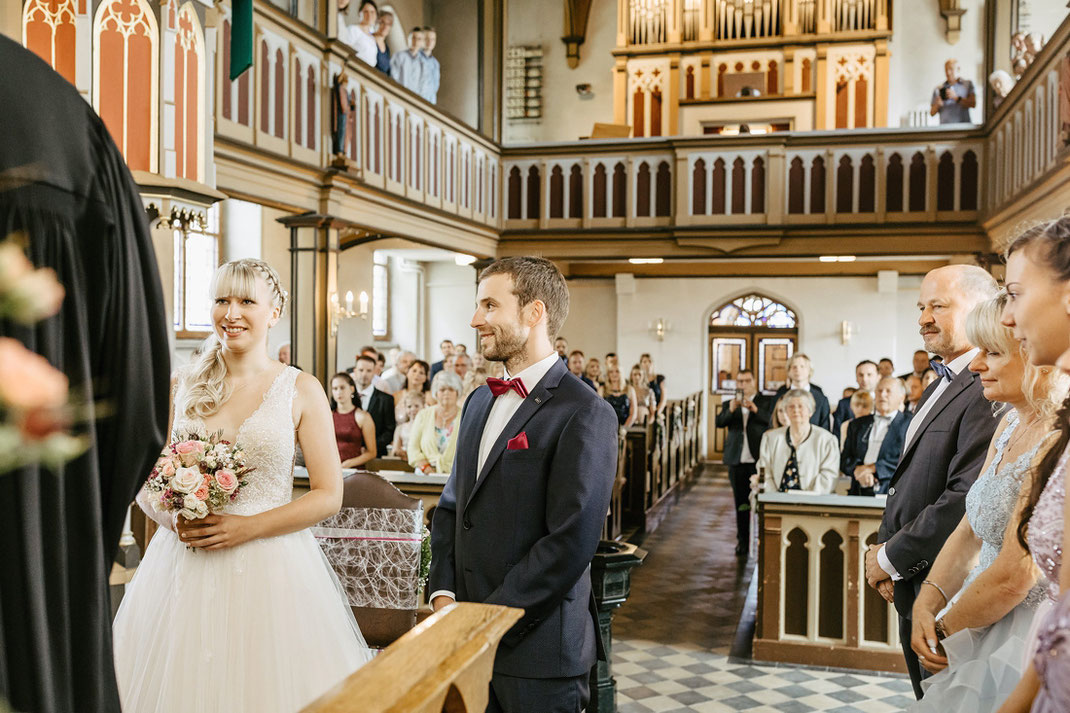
[507,432,529,450]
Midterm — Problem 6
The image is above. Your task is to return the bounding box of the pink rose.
[161,459,176,477]
[0,338,68,410]
[215,469,238,493]
[174,440,205,466]
[194,483,210,501]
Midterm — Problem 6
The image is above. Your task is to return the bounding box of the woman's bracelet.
[922,579,948,606]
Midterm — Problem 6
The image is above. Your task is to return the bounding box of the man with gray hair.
[864,265,999,698]
[840,376,911,496]
[378,350,415,394]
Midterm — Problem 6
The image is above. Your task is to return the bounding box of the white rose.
[194,500,209,518]
[172,466,203,494]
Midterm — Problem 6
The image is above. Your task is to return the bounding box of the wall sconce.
[649,317,671,342]
[840,320,854,345]
[330,289,369,336]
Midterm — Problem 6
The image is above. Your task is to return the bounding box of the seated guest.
[921,367,939,390]
[839,389,874,445]
[842,387,857,400]
[715,370,772,554]
[408,371,462,475]
[329,372,377,468]
[585,357,605,396]
[461,368,489,403]
[774,353,832,431]
[906,291,1067,712]
[630,364,655,424]
[640,353,667,413]
[394,358,432,412]
[453,352,472,381]
[568,350,596,390]
[378,349,414,394]
[834,360,880,433]
[841,378,910,495]
[276,341,291,365]
[391,391,425,461]
[905,373,925,413]
[430,339,453,379]
[555,336,568,361]
[604,366,637,428]
[605,353,620,373]
[757,389,839,494]
[879,357,896,378]
[373,9,393,75]
[353,354,396,456]
[900,349,932,381]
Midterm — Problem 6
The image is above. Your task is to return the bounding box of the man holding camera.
[930,59,976,124]
[715,370,773,556]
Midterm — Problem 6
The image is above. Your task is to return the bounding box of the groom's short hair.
[479,256,570,340]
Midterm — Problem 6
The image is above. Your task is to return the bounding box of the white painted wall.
[558,278,620,362]
[424,261,477,362]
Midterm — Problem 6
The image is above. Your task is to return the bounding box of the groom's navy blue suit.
[430,357,619,712]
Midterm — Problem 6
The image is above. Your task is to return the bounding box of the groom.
[429,257,619,713]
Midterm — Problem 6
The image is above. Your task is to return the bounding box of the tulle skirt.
[113,526,373,713]
[909,601,1038,713]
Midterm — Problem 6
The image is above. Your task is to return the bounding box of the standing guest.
[555,336,569,360]
[757,389,840,494]
[990,218,1070,713]
[843,387,858,400]
[394,359,432,409]
[774,353,832,431]
[277,341,291,365]
[431,339,454,379]
[715,370,773,554]
[430,257,618,712]
[630,364,655,424]
[905,374,926,414]
[347,0,380,66]
[879,358,896,378]
[907,291,1067,713]
[375,352,386,376]
[840,390,874,445]
[378,350,415,394]
[330,372,377,468]
[455,343,468,355]
[841,378,911,495]
[866,265,999,699]
[391,391,426,460]
[604,367,637,428]
[568,350,597,390]
[834,360,880,433]
[585,357,605,396]
[605,353,620,373]
[931,59,977,124]
[390,28,425,95]
[352,354,396,456]
[454,352,472,381]
[640,353,667,414]
[901,349,933,381]
[373,9,393,75]
[418,27,440,103]
[408,372,462,475]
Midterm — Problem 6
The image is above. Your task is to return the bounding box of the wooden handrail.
[302,602,523,713]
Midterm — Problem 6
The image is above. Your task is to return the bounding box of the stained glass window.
[710,294,797,328]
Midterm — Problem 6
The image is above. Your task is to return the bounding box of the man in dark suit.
[774,353,832,431]
[899,349,933,382]
[865,265,999,699]
[352,354,396,455]
[567,349,597,391]
[841,376,911,495]
[714,370,772,555]
[833,360,880,434]
[430,257,618,713]
[430,338,454,380]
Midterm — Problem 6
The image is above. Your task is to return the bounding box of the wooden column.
[699,53,712,99]
[874,39,890,127]
[614,57,630,126]
[668,54,681,136]
[699,0,714,40]
[814,44,829,129]
[667,0,683,43]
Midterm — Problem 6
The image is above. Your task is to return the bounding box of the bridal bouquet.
[145,433,252,520]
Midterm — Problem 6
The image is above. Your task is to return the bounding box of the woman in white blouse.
[758,389,840,494]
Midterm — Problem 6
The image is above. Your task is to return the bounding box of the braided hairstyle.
[183,259,289,419]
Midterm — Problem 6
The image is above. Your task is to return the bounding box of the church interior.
[3,0,1070,711]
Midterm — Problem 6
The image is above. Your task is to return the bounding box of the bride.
[113,258,373,712]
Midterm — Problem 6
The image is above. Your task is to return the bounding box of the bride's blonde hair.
[183,259,289,418]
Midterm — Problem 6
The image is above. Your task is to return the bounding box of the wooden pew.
[301,602,522,713]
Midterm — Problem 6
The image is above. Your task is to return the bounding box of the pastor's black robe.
[0,36,170,713]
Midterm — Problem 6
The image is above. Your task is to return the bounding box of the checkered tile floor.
[611,466,913,713]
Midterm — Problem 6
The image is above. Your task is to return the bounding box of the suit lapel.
[458,388,495,492]
[465,361,566,507]
[895,367,976,474]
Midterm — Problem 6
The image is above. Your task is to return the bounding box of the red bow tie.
[487,377,529,399]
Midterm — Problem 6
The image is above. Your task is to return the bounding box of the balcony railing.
[500,128,983,233]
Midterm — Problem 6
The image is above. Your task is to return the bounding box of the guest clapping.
[408,372,462,475]
[330,372,377,468]
[774,353,832,431]
[604,367,637,427]
[757,389,840,494]
[841,378,911,495]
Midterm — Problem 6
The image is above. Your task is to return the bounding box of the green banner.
[230,0,253,81]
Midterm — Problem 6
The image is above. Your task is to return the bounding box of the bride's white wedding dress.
[113,366,373,712]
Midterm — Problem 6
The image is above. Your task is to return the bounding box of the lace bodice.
[172,366,299,517]
[1030,443,1070,601]
[962,410,1048,607]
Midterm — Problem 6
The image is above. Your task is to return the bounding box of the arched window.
[173,3,205,182]
[23,0,79,86]
[710,294,797,328]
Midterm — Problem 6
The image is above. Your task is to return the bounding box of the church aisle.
[612,467,915,713]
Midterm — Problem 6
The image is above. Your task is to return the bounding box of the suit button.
[888,487,896,496]
[463,517,472,530]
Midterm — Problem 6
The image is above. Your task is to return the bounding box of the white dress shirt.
[430,350,559,605]
[878,348,979,580]
[863,412,895,465]
[739,406,754,464]
[356,383,375,411]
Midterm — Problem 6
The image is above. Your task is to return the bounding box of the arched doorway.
[707,293,799,459]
